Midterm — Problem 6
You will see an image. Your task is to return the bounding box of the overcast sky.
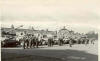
[0,0,100,33]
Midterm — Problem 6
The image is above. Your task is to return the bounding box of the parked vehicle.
[1,34,20,47]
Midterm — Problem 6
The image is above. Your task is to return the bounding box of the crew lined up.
[18,33,95,49]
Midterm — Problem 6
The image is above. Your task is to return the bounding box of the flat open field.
[1,41,98,61]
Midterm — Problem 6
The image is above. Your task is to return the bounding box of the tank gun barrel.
[8,25,23,32]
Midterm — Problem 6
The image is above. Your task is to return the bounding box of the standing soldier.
[23,35,27,49]
[33,35,36,48]
[51,38,54,46]
[35,36,39,48]
[58,37,63,46]
[35,34,40,48]
[26,36,29,49]
[30,35,35,48]
[69,37,73,47]
[90,38,95,44]
[85,37,89,45]
[48,37,52,47]
[29,35,33,48]
[38,35,42,46]
[23,35,29,49]
[48,38,50,47]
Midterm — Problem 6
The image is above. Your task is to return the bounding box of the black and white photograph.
[0,0,99,61]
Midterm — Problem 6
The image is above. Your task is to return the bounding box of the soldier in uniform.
[69,37,73,47]
[29,35,33,48]
[35,36,39,48]
[23,35,26,49]
[23,35,29,49]
[32,34,39,48]
[33,36,37,48]
[48,38,50,47]
[91,39,95,44]
[58,37,63,46]
[48,37,53,47]
[85,37,89,45]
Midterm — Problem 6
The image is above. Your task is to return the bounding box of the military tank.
[1,33,20,47]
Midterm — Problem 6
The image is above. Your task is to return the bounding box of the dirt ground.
[1,41,98,61]
[1,52,63,61]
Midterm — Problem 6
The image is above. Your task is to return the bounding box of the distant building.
[1,25,88,40]
[57,26,87,39]
[1,27,57,38]
[57,26,75,38]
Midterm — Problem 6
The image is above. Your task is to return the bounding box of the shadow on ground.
[1,49,98,61]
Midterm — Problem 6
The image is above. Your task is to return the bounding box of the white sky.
[0,0,100,33]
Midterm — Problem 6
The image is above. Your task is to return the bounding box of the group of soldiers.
[18,33,95,49]
[19,34,41,49]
